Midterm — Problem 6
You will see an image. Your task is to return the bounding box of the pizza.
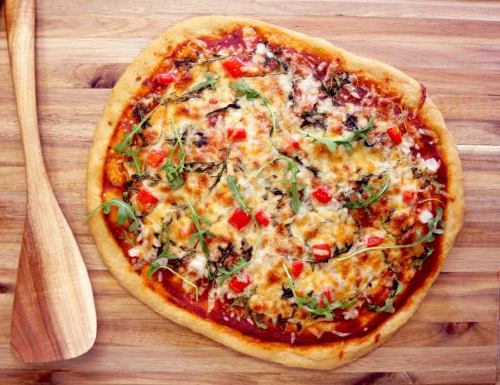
[87,16,464,369]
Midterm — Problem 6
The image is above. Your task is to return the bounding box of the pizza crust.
[87,16,464,369]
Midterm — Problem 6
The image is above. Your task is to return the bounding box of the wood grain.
[0,0,498,383]
[4,0,96,363]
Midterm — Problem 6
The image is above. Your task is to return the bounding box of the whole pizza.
[87,16,464,369]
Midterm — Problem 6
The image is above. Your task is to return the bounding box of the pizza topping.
[146,150,167,168]
[312,186,332,204]
[137,189,158,205]
[402,190,416,204]
[229,272,252,293]
[418,209,433,224]
[387,126,402,145]
[228,209,252,231]
[299,116,374,153]
[222,56,247,78]
[312,243,332,261]
[290,260,304,278]
[154,72,177,86]
[366,236,384,247]
[255,209,271,227]
[425,158,440,173]
[227,127,247,141]
[96,27,449,344]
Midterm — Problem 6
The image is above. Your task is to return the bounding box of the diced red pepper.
[228,209,252,231]
[319,289,333,306]
[285,138,301,153]
[312,186,332,204]
[145,150,167,168]
[222,56,246,78]
[227,127,247,141]
[312,244,332,261]
[229,273,251,293]
[402,190,416,204]
[291,261,304,278]
[387,126,402,145]
[137,189,159,207]
[255,209,270,227]
[154,72,177,86]
[367,236,384,247]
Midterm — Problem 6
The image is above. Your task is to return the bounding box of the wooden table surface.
[1,1,499,384]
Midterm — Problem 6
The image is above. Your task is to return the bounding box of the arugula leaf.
[126,147,143,176]
[88,198,140,233]
[321,72,350,98]
[278,156,302,213]
[227,175,257,225]
[334,207,445,263]
[283,264,356,319]
[368,280,404,313]
[187,202,214,258]
[344,177,390,209]
[147,261,199,301]
[411,247,434,270]
[161,121,186,190]
[216,258,251,287]
[299,116,374,153]
[252,155,302,213]
[230,80,278,136]
[115,124,143,154]
[209,147,230,191]
[176,73,218,102]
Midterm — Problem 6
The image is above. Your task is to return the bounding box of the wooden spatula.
[6,0,97,363]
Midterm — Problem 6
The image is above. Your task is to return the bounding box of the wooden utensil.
[5,0,97,363]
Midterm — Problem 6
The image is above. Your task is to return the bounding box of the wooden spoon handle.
[5,0,46,181]
[6,0,97,363]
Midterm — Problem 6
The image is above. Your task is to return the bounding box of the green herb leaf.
[230,80,278,136]
[344,177,390,209]
[411,247,434,269]
[335,207,445,263]
[299,116,374,153]
[187,202,213,258]
[368,280,404,313]
[176,73,218,102]
[227,175,257,225]
[321,72,350,98]
[283,264,356,319]
[88,198,140,233]
[253,156,302,213]
[161,120,186,190]
[278,156,302,213]
[147,262,199,301]
[216,258,251,287]
[126,147,143,176]
[115,124,143,153]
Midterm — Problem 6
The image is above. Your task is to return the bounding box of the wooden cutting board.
[0,1,499,384]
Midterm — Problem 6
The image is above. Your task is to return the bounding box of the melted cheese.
[105,27,446,338]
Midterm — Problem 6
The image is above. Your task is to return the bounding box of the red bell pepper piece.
[366,236,384,247]
[228,209,252,231]
[387,126,402,145]
[222,56,246,78]
[312,186,332,204]
[291,260,304,278]
[255,209,270,227]
[137,189,159,208]
[154,72,177,86]
[227,127,247,141]
[146,150,166,168]
[312,244,332,261]
[229,273,251,293]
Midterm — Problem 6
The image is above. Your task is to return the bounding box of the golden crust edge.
[86,16,464,370]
